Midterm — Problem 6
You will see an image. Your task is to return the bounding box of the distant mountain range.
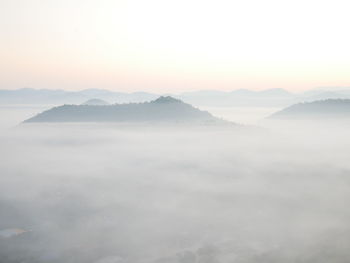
[179,88,294,107]
[2,87,350,107]
[24,96,227,124]
[269,99,350,119]
[0,88,158,105]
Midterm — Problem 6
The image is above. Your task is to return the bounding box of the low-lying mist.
[1,122,350,263]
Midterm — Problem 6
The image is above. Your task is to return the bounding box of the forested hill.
[269,99,350,119]
[24,96,225,124]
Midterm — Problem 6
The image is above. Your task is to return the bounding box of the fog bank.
[0,123,349,262]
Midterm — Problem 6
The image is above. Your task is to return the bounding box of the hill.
[81,99,110,105]
[269,99,350,119]
[23,96,226,124]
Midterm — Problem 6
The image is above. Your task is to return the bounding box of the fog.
[200,106,280,125]
[1,110,350,262]
[0,105,53,130]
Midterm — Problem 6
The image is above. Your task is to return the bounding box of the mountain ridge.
[24,96,228,124]
[3,87,350,107]
[269,99,350,119]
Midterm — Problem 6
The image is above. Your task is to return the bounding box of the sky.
[1,0,350,93]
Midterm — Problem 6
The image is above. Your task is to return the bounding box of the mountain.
[269,99,350,119]
[81,99,110,105]
[0,88,296,107]
[0,88,158,105]
[24,96,226,124]
[299,88,350,101]
[258,88,291,97]
[4,87,350,108]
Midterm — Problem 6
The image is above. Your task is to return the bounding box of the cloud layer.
[0,123,350,262]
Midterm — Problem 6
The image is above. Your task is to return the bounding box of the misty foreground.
[1,123,350,263]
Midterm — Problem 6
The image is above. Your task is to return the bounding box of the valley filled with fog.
[3,0,350,260]
[1,105,350,263]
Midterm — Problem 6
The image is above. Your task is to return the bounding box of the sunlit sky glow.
[1,0,350,93]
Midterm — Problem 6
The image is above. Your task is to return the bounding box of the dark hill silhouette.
[269,99,350,119]
[24,96,226,124]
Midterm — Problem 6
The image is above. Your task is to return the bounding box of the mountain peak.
[81,99,110,105]
[23,96,228,124]
[152,96,182,104]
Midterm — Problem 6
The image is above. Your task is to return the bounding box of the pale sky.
[1,0,349,93]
